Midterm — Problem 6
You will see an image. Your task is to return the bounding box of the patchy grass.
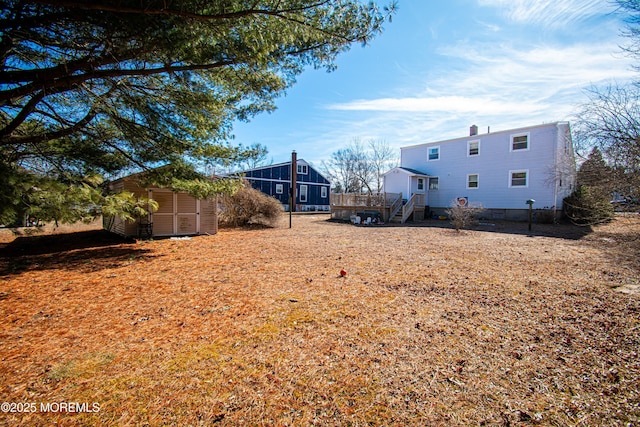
[0,214,639,426]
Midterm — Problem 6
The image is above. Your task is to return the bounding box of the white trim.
[246,177,327,186]
[417,177,425,192]
[509,169,529,188]
[275,183,284,194]
[321,186,328,198]
[510,132,530,152]
[297,164,309,175]
[428,145,440,161]
[467,139,480,157]
[466,173,479,190]
[299,184,308,202]
[428,176,439,190]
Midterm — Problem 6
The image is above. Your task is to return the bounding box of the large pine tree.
[0,0,395,225]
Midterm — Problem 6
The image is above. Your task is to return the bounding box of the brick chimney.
[470,124,478,136]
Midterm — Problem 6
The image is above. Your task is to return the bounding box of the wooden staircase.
[390,193,423,224]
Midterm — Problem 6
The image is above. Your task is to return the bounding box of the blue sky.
[231,0,636,167]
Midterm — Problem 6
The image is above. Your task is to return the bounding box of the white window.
[509,170,528,187]
[468,140,480,156]
[297,164,308,175]
[299,185,308,202]
[417,178,425,191]
[511,133,529,151]
[429,177,439,190]
[321,186,327,198]
[275,183,283,194]
[467,174,479,189]
[428,146,440,161]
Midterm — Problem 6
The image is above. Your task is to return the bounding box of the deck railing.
[402,193,425,224]
[388,193,403,219]
[330,192,401,208]
[330,192,429,223]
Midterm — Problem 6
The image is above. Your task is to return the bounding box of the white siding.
[383,169,410,198]
[400,122,574,210]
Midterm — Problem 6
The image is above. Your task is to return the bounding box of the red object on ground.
[340,269,347,277]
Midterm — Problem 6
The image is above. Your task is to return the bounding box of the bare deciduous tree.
[322,138,397,193]
[574,84,640,201]
[368,139,399,192]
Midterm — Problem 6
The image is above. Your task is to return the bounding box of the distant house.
[104,172,217,238]
[383,122,576,221]
[239,159,331,211]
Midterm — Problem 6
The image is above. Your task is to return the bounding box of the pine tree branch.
[27,0,333,21]
[0,59,235,104]
[1,108,97,146]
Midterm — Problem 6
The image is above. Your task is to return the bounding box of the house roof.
[237,158,308,173]
[399,167,429,176]
[236,158,331,183]
[383,166,429,177]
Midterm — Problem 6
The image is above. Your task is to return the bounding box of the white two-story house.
[383,122,576,221]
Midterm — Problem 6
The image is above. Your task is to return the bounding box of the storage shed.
[104,173,217,238]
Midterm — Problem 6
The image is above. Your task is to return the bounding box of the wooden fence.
[330,192,427,223]
[330,193,402,222]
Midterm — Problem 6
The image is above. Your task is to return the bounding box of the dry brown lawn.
[0,214,639,426]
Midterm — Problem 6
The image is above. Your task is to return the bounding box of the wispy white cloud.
[476,20,501,32]
[249,1,636,166]
[328,95,543,115]
[477,0,612,28]
[313,39,636,160]
[437,41,634,99]
[327,41,635,116]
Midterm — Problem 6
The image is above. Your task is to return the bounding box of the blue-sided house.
[240,159,331,211]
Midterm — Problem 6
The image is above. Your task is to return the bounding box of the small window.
[417,178,425,191]
[275,184,283,194]
[429,177,439,190]
[428,146,440,161]
[511,133,529,151]
[509,170,528,187]
[299,185,308,202]
[467,174,479,189]
[468,140,480,156]
[321,186,327,198]
[297,164,308,175]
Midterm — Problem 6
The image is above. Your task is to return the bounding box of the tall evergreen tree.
[0,0,395,225]
[577,147,614,192]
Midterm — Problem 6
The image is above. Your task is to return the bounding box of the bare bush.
[445,200,484,232]
[219,185,284,227]
[535,208,557,224]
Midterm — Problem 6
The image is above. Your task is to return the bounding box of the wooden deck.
[330,193,426,223]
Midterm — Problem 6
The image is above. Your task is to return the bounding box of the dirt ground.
[0,214,639,426]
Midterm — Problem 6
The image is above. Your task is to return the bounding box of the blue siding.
[241,160,331,209]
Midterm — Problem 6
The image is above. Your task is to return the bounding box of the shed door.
[150,189,203,236]
[176,193,198,235]
[199,198,217,235]
[150,189,175,236]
